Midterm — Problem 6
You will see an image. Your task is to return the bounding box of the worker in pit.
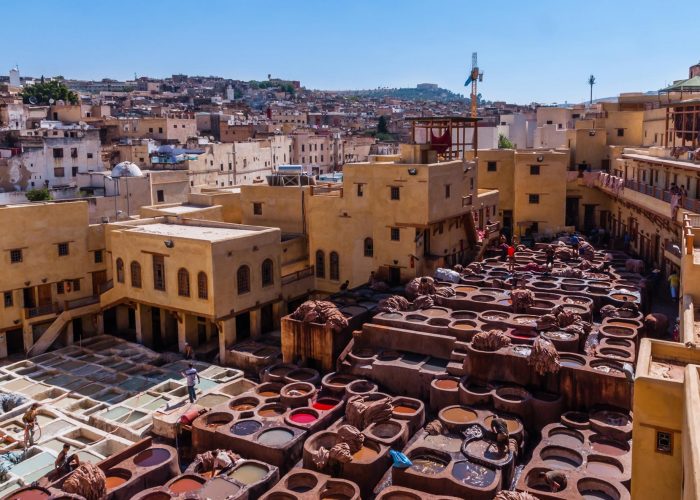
[54,444,80,474]
[22,403,40,447]
[490,415,510,455]
[539,470,567,492]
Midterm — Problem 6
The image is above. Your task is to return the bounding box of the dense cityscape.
[1,3,700,499]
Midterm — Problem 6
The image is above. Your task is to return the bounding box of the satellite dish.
[28,96,37,105]
[49,98,55,104]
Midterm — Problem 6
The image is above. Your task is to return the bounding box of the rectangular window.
[390,186,400,200]
[617,128,625,137]
[487,161,497,172]
[390,227,400,241]
[72,166,79,177]
[149,127,154,133]
[73,279,80,292]
[10,249,22,263]
[530,165,540,175]
[656,430,672,453]
[153,255,165,291]
[3,291,12,308]
[53,148,64,158]
[158,127,163,133]
[94,250,103,263]
[58,242,69,256]
[529,194,540,204]
[156,190,164,202]
[54,167,65,177]
[57,281,64,294]
[357,184,364,197]
[253,202,262,215]
[301,145,305,152]
[70,148,78,158]
[546,120,553,125]
[87,153,93,159]
[445,184,451,198]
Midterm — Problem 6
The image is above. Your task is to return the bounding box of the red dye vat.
[312,399,338,411]
[290,412,317,423]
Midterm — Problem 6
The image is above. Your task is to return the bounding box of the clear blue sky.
[3,0,699,104]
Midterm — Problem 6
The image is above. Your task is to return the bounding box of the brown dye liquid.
[442,407,477,423]
[198,477,240,498]
[410,456,446,475]
[105,476,128,489]
[393,404,416,414]
[259,390,278,397]
[435,379,459,390]
[169,478,204,493]
[134,448,170,467]
[258,407,284,417]
[352,445,379,461]
[231,403,255,411]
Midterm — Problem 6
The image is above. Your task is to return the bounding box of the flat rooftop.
[127,222,262,242]
[156,204,209,214]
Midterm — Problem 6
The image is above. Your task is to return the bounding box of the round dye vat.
[441,406,478,423]
[465,439,507,462]
[591,362,623,375]
[8,488,51,499]
[586,459,624,480]
[484,415,520,434]
[105,475,128,490]
[434,378,459,390]
[540,446,582,470]
[410,455,447,475]
[258,390,279,397]
[560,355,585,368]
[139,492,171,500]
[393,404,418,415]
[589,438,629,457]
[287,473,318,493]
[169,477,204,493]
[352,445,379,461]
[258,428,294,446]
[229,463,269,484]
[134,448,170,467]
[451,461,496,487]
[232,420,262,436]
[548,429,584,448]
[290,412,317,424]
[313,398,338,411]
[421,307,449,317]
[611,293,635,302]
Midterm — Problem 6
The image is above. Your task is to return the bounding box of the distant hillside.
[338,86,467,102]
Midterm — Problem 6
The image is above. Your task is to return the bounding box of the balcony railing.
[25,303,59,319]
[98,279,114,294]
[623,180,700,213]
[66,295,100,310]
[281,266,314,285]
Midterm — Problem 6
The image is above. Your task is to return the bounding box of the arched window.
[364,237,373,257]
[197,272,208,299]
[315,250,325,279]
[237,265,250,294]
[130,261,141,288]
[116,258,124,283]
[177,268,190,297]
[262,259,274,286]
[330,251,340,281]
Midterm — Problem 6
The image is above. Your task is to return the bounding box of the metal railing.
[281,266,315,285]
[623,180,700,213]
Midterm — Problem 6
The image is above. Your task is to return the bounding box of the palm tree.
[588,75,596,105]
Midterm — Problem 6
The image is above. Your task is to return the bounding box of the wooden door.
[92,270,107,295]
[37,284,52,308]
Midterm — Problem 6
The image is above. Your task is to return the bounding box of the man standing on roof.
[182,363,200,404]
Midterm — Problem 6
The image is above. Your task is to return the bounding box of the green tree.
[21,80,78,105]
[25,187,52,202]
[377,115,389,134]
[498,134,515,149]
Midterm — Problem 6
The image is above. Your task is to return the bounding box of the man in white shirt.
[181,363,200,403]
